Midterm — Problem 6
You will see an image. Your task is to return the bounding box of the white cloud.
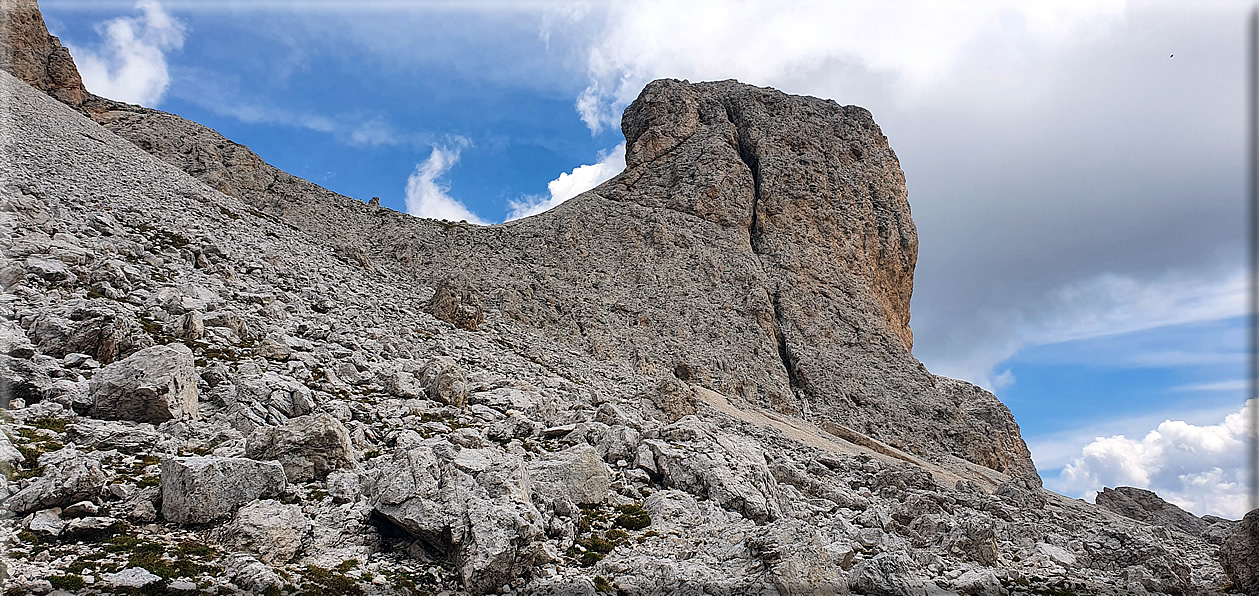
[1171,379,1249,392]
[507,143,625,220]
[68,0,185,106]
[166,70,445,149]
[1051,399,1254,519]
[404,140,488,225]
[927,267,1246,388]
[560,0,1127,132]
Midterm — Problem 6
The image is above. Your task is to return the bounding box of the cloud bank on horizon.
[1053,399,1254,519]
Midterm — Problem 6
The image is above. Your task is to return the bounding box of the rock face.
[244,412,356,482]
[0,0,86,107]
[88,343,198,423]
[160,456,287,524]
[1220,509,1259,594]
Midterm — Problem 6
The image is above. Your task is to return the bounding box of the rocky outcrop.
[0,0,86,107]
[70,76,1032,480]
[1096,486,1211,537]
[1220,509,1259,594]
[88,343,198,423]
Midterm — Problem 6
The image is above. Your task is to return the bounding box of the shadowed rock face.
[0,4,1033,480]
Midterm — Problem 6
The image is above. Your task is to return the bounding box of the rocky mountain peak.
[620,79,916,351]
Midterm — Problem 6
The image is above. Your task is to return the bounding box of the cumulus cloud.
[507,143,626,220]
[1052,399,1253,519]
[404,140,488,225]
[68,0,185,106]
[561,0,1126,132]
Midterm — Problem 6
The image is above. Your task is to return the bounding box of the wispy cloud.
[166,69,441,149]
[1169,379,1249,393]
[66,0,186,106]
[507,143,625,220]
[404,139,488,224]
[928,267,1246,388]
[1049,399,1254,519]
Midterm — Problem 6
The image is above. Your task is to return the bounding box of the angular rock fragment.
[245,412,356,482]
[160,456,286,524]
[418,356,468,409]
[5,448,106,515]
[644,418,785,523]
[370,438,546,594]
[89,343,198,423]
[527,444,610,506]
[214,499,310,564]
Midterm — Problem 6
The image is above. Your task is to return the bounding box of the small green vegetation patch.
[298,564,364,596]
[29,417,67,433]
[614,504,651,530]
[49,575,85,591]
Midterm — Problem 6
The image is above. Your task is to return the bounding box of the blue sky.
[43,0,1252,517]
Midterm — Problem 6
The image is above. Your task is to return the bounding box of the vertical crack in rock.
[725,102,803,395]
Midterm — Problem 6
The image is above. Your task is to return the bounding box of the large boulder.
[527,444,610,506]
[245,413,356,482]
[642,417,786,523]
[1220,509,1259,594]
[369,438,546,594]
[418,356,468,409]
[89,343,198,423]
[213,499,311,564]
[160,456,286,524]
[5,448,106,515]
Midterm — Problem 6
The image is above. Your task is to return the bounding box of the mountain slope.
[0,1,1242,594]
